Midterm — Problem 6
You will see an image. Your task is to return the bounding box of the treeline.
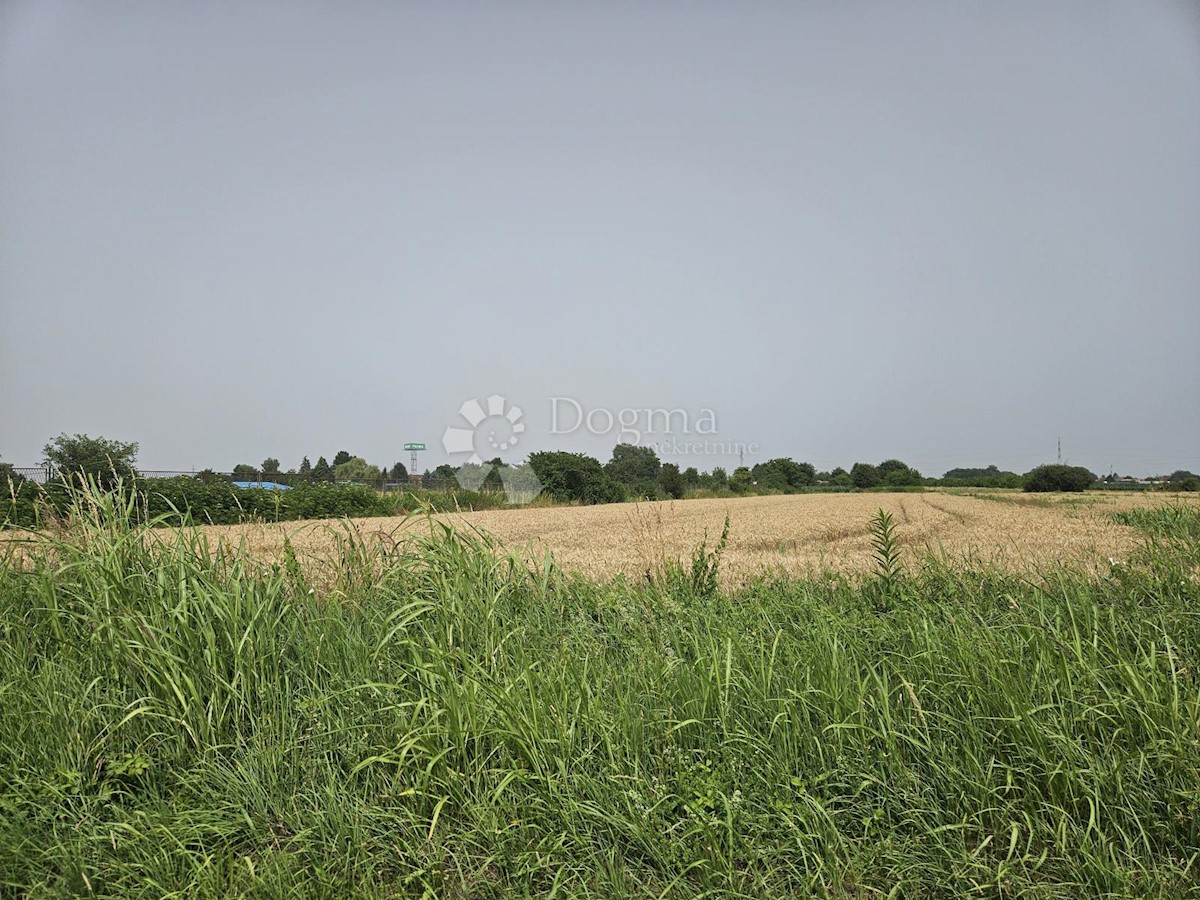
[227,453,1199,496]
[523,451,1196,503]
[225,450,411,485]
[0,433,510,527]
[220,451,821,500]
[519,446,927,505]
[939,465,1025,489]
[4,434,1196,528]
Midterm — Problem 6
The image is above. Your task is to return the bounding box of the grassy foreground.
[1,495,1198,897]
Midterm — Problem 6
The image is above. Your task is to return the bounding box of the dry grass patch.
[169,491,1200,583]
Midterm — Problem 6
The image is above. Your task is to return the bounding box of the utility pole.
[1057,437,1062,465]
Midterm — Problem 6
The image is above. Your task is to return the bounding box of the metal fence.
[5,467,52,484]
[0,466,463,493]
[3,467,207,485]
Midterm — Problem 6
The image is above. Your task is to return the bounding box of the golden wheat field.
[186,490,1197,582]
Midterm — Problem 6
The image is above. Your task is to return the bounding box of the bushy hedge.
[528,451,625,505]
[0,478,510,528]
[0,480,60,528]
[938,474,1025,489]
[144,479,393,524]
[1023,464,1096,493]
[0,479,392,527]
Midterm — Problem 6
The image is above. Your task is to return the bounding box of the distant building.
[231,481,291,491]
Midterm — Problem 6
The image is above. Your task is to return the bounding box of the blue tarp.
[231,481,291,490]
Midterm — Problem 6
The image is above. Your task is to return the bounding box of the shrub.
[334,456,382,485]
[141,478,390,524]
[0,478,521,528]
[528,452,625,505]
[1,480,46,526]
[728,467,753,494]
[1023,464,1096,493]
[878,459,922,486]
[751,458,816,491]
[659,463,686,499]
[941,466,1024,488]
[1157,471,1200,492]
[940,474,1024,489]
[605,444,661,492]
[851,462,880,489]
[828,467,853,487]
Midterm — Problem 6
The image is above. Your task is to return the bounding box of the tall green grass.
[1114,503,1200,543]
[1,488,1198,896]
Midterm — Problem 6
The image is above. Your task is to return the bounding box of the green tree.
[311,456,333,482]
[388,461,409,483]
[659,463,685,499]
[605,444,661,498]
[1024,464,1095,493]
[709,467,728,489]
[529,451,624,505]
[940,466,1022,488]
[232,464,257,479]
[334,457,382,485]
[454,462,487,490]
[298,457,312,478]
[332,450,353,467]
[42,433,138,489]
[830,468,853,486]
[482,457,505,491]
[751,458,816,491]
[729,466,754,494]
[0,460,23,487]
[878,459,922,487]
[499,462,542,503]
[851,463,880,489]
[944,465,1001,481]
[261,457,281,474]
[431,464,457,489]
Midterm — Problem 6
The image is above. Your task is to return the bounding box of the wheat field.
[190,490,1196,581]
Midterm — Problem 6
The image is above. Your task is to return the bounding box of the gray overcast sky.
[2,1,1198,478]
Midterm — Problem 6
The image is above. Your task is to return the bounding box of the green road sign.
[403,443,426,451]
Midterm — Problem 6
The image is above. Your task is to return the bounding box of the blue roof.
[231,481,291,490]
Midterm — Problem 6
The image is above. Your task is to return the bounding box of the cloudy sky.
[2,1,1197,478]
